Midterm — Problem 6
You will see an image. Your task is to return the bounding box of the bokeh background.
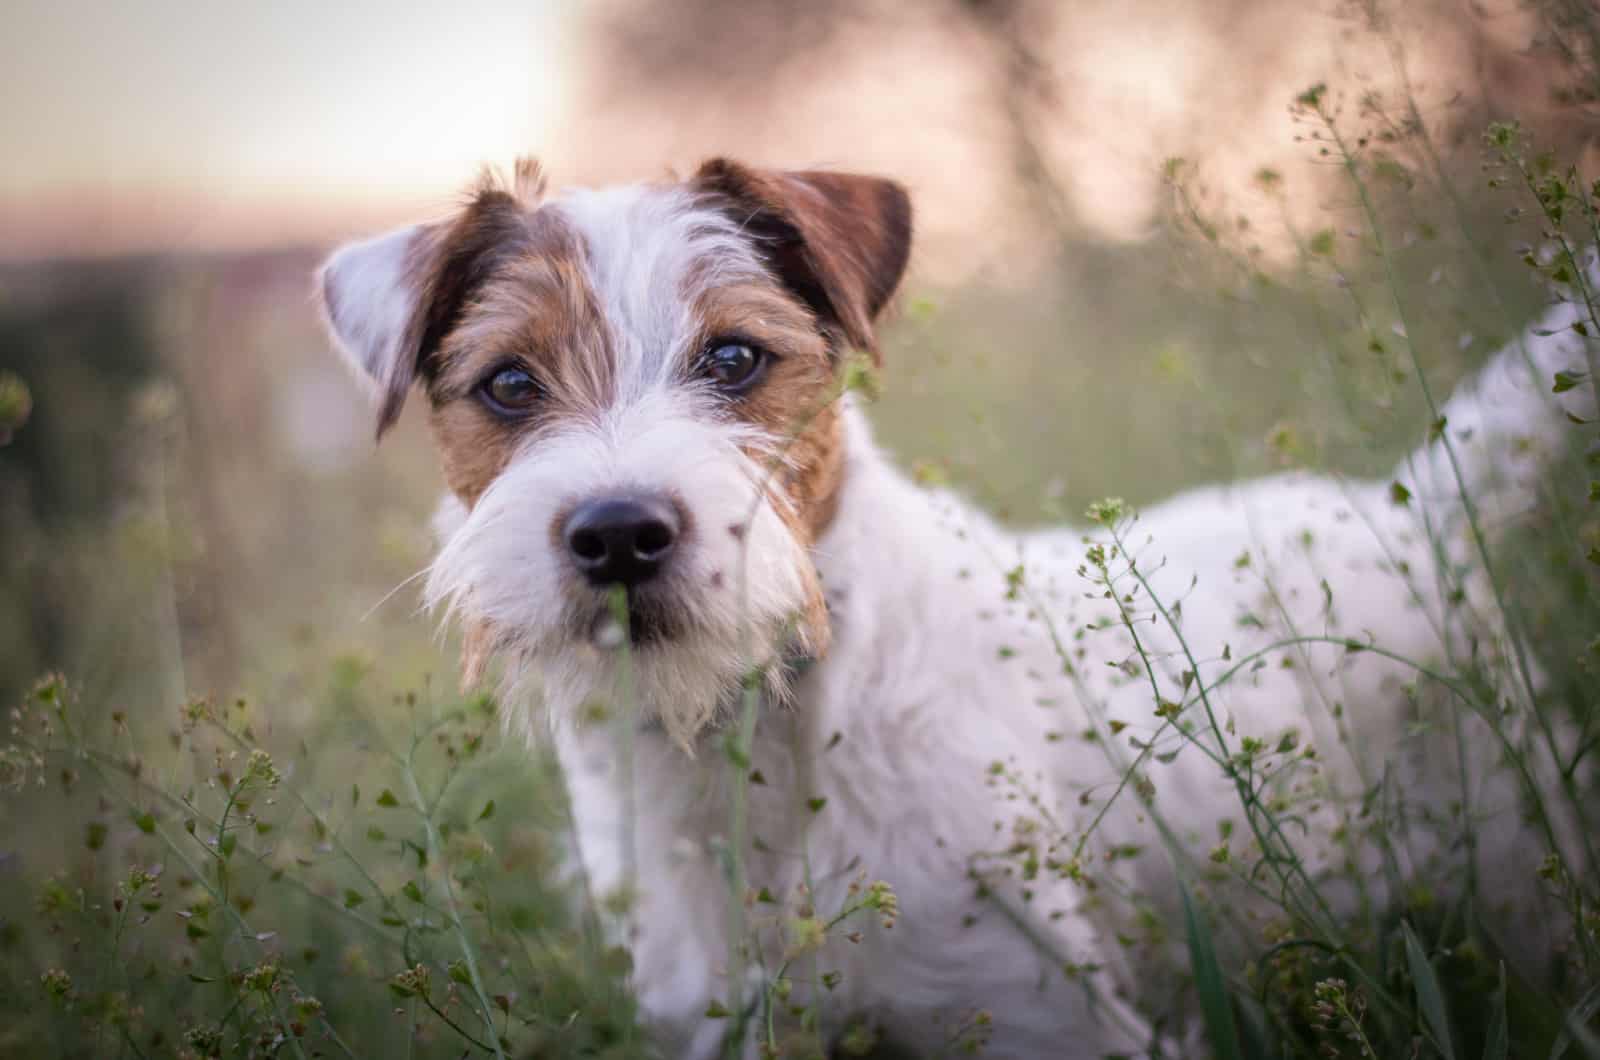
[3,1,1599,1055]
[3,0,1594,711]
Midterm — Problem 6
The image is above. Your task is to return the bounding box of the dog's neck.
[804,402,971,674]
[724,404,937,736]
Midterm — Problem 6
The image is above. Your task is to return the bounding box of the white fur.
[316,224,427,395]
[325,178,1593,1057]
[556,184,770,399]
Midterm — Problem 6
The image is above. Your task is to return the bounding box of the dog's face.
[317,158,911,746]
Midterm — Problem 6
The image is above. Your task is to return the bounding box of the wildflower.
[241,961,280,993]
[1310,978,1373,1058]
[388,963,431,999]
[864,880,898,929]
[786,916,826,957]
[1085,498,1127,526]
[30,673,66,711]
[840,356,881,401]
[0,745,44,792]
[40,968,71,999]
[182,1024,223,1056]
[179,698,213,731]
[245,749,281,787]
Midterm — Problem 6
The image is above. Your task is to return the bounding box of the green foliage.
[5,7,1600,1058]
[1183,882,1243,1060]
[0,674,644,1058]
[1403,922,1456,1060]
[0,370,30,445]
[1033,64,1600,1058]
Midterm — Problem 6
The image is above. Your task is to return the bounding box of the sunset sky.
[0,1,1559,267]
[1,0,572,256]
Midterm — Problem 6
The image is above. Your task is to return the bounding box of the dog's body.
[318,160,1585,1057]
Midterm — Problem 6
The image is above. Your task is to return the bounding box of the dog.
[316,158,1587,1057]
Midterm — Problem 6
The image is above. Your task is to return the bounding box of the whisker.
[360,564,435,623]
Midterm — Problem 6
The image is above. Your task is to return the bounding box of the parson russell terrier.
[317,158,1587,1057]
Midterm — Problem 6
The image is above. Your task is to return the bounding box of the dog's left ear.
[692,159,912,362]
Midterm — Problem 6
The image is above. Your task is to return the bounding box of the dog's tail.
[1394,255,1596,533]
[1381,259,1598,968]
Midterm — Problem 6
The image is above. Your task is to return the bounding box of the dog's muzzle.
[561,492,690,647]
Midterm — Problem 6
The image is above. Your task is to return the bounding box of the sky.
[0,0,1561,268]
[1,0,573,257]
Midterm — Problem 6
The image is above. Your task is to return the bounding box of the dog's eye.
[480,366,541,414]
[702,342,765,392]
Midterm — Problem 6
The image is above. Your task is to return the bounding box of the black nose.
[563,495,681,588]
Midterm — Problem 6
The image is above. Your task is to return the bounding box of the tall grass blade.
[1550,981,1600,1060]
[1232,991,1274,1060]
[1481,962,1507,1060]
[1181,880,1242,1060]
[1402,921,1456,1060]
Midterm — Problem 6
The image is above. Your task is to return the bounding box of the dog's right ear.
[316,223,439,438]
[316,161,545,438]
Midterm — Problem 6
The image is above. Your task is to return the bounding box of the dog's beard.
[425,396,826,750]
[492,609,804,751]
[452,570,816,752]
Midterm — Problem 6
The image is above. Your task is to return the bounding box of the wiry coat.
[318,159,1588,1057]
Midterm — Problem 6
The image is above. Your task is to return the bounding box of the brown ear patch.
[374,188,532,435]
[344,160,551,439]
[691,159,912,361]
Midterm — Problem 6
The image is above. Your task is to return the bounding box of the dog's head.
[316,158,911,746]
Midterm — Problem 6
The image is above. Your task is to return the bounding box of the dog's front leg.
[556,725,762,1058]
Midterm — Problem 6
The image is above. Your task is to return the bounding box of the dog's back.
[1003,263,1595,996]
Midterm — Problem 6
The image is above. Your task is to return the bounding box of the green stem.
[401,757,507,1060]
[1325,103,1600,876]
[73,755,314,1060]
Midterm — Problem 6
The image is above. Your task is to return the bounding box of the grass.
[2,670,644,1058]
[3,14,1600,1058]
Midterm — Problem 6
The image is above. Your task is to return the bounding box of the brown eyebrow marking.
[689,276,848,542]
[424,206,615,507]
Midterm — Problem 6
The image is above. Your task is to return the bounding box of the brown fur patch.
[690,159,913,362]
[424,207,613,506]
[690,279,847,540]
[459,617,495,691]
[367,169,547,436]
[684,160,913,548]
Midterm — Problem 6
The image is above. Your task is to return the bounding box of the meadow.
[2,28,1600,1060]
